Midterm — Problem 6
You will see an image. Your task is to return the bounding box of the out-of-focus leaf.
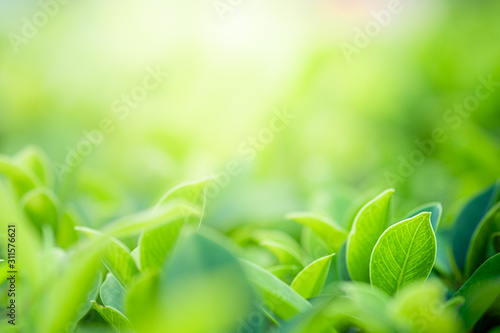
[287,212,347,253]
[139,218,184,272]
[14,145,54,188]
[91,301,133,333]
[103,200,200,238]
[465,202,500,278]
[76,227,139,288]
[0,156,40,196]
[291,254,334,299]
[68,270,103,332]
[452,181,500,272]
[260,239,303,267]
[21,187,60,232]
[346,189,394,282]
[301,227,330,259]
[327,242,350,282]
[158,233,255,333]
[57,209,80,249]
[240,259,311,319]
[370,212,436,296]
[126,272,160,333]
[267,264,300,284]
[404,202,442,231]
[451,253,500,330]
[392,282,462,333]
[493,233,500,253]
[100,273,126,313]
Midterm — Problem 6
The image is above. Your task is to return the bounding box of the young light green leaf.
[370,212,436,296]
[287,212,347,253]
[465,202,500,278]
[91,301,133,333]
[103,200,200,238]
[452,181,500,272]
[14,145,54,188]
[240,259,311,319]
[404,202,442,231]
[76,227,139,288]
[139,218,184,272]
[267,265,300,284]
[57,209,80,249]
[347,189,394,282]
[100,273,126,313]
[260,240,303,267]
[291,254,334,299]
[451,253,500,330]
[0,156,40,196]
[21,187,60,232]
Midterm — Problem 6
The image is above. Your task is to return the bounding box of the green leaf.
[346,189,394,282]
[370,212,436,296]
[21,187,60,232]
[100,273,126,313]
[0,156,40,196]
[91,301,133,333]
[155,176,213,228]
[452,181,500,272]
[291,254,334,299]
[287,212,347,253]
[76,227,139,288]
[492,233,500,253]
[139,218,184,272]
[14,145,54,188]
[451,253,500,330]
[56,209,80,249]
[69,270,103,332]
[465,202,500,278]
[103,200,200,238]
[267,264,300,284]
[404,202,442,231]
[240,259,311,319]
[260,239,303,267]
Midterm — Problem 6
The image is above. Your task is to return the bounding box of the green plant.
[0,146,499,333]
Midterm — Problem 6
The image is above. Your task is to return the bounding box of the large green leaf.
[451,253,500,330]
[291,254,334,299]
[287,212,347,253]
[91,301,133,333]
[139,218,184,272]
[465,202,500,278]
[240,259,311,319]
[370,212,436,296]
[346,189,394,282]
[452,181,500,272]
[100,273,126,313]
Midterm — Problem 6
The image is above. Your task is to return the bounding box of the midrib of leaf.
[396,219,424,290]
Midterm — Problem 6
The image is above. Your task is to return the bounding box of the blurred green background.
[1,0,499,231]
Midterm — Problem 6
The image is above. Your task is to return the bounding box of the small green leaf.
[370,212,436,296]
[452,181,500,272]
[347,189,394,282]
[291,254,334,299]
[465,202,500,278]
[103,200,200,238]
[404,202,442,231]
[100,273,126,313]
[91,301,133,333]
[76,227,139,288]
[240,259,311,319]
[14,145,54,188]
[287,212,347,253]
[260,240,303,267]
[21,187,60,232]
[139,218,184,272]
[0,156,40,196]
[267,264,300,284]
[451,253,500,329]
